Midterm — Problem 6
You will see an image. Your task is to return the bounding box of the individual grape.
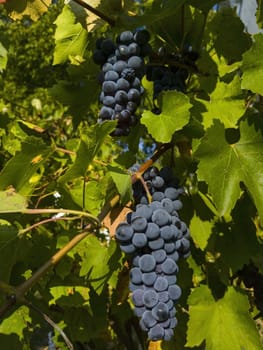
[135,205,153,221]
[143,289,159,308]
[128,88,141,102]
[113,60,128,73]
[119,243,136,254]
[145,222,160,240]
[142,272,157,286]
[141,311,157,329]
[152,249,166,263]
[104,70,119,81]
[114,103,123,113]
[115,223,134,242]
[117,45,129,58]
[132,255,140,267]
[158,291,169,303]
[165,275,177,286]
[115,90,128,104]
[126,101,137,113]
[164,242,175,254]
[130,267,143,285]
[131,77,141,89]
[169,308,176,317]
[148,325,165,341]
[167,250,179,262]
[164,187,180,200]
[128,42,140,56]
[152,302,169,322]
[148,237,164,250]
[119,30,134,44]
[129,281,142,291]
[168,285,182,301]
[152,191,165,202]
[164,328,174,341]
[102,81,117,94]
[161,258,178,275]
[118,109,131,123]
[103,95,115,107]
[139,254,156,272]
[159,318,171,329]
[128,56,144,70]
[132,288,145,307]
[93,50,107,65]
[107,54,117,64]
[160,226,174,240]
[131,216,148,232]
[152,176,165,188]
[102,62,113,72]
[152,209,171,227]
[149,201,162,211]
[116,77,130,91]
[154,276,169,292]
[134,306,146,317]
[161,198,174,214]
[134,29,150,45]
[139,318,148,332]
[99,106,113,120]
[166,299,174,310]
[100,38,115,56]
[170,317,178,328]
[132,233,148,248]
[173,200,183,211]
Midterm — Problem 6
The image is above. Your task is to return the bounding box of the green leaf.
[0,42,7,72]
[208,8,251,62]
[0,190,27,213]
[0,306,31,338]
[187,286,262,350]
[53,5,88,65]
[241,33,263,95]
[197,76,245,129]
[0,137,51,195]
[108,166,132,204]
[141,91,191,143]
[190,214,213,250]
[59,122,116,183]
[79,236,121,294]
[195,117,263,221]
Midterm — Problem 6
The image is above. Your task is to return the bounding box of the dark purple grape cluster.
[115,167,190,341]
[146,46,199,110]
[93,30,152,136]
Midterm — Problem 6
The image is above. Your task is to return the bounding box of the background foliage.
[0,0,263,349]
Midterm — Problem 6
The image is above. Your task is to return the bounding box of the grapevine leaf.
[59,121,116,183]
[53,5,88,65]
[0,42,7,72]
[197,76,245,129]
[0,220,19,281]
[189,214,213,250]
[141,91,191,143]
[0,306,31,339]
[186,286,262,350]
[79,236,121,294]
[241,33,263,95]
[0,137,51,195]
[0,190,27,212]
[208,8,251,62]
[108,166,132,204]
[68,178,109,216]
[194,117,263,221]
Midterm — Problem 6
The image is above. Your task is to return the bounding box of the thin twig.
[27,301,74,350]
[72,0,115,26]
[18,216,80,236]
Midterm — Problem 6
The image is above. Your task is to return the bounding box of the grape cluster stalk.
[115,166,190,341]
[93,30,152,136]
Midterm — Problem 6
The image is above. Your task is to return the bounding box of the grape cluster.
[146,47,199,110]
[115,167,190,341]
[93,30,152,136]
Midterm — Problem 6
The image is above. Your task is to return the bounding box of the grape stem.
[72,0,115,26]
